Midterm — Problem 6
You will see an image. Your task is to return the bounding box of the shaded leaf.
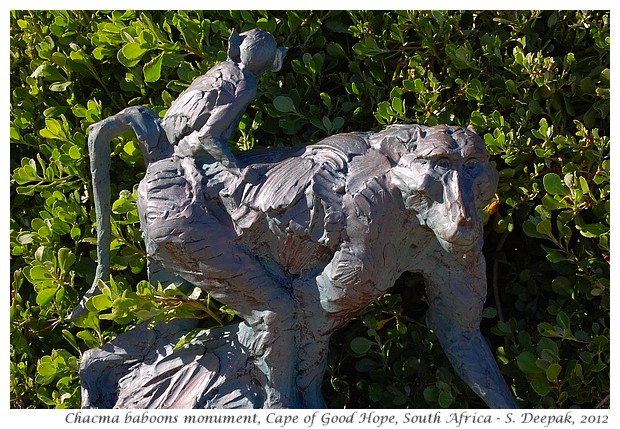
[546,363,562,382]
[517,351,544,374]
[273,95,297,114]
[350,337,374,355]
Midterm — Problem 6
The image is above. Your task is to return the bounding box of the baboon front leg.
[424,251,518,409]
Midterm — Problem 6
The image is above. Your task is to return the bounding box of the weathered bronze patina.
[75,29,517,409]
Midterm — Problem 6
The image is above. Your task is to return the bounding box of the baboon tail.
[70,106,170,320]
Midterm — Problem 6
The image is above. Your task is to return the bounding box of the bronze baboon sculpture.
[75,29,517,409]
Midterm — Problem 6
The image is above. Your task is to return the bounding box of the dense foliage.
[10,10,609,409]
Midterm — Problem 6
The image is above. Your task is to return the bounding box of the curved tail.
[70,106,170,320]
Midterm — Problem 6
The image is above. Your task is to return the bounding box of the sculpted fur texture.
[76,28,516,410]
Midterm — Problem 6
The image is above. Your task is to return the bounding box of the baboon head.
[380,125,498,254]
[227,28,287,76]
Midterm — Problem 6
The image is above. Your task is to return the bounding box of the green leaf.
[29,265,53,281]
[350,336,374,355]
[353,36,389,57]
[332,116,345,131]
[355,357,379,373]
[368,382,383,402]
[43,106,68,118]
[76,330,100,349]
[576,222,608,238]
[90,293,113,312]
[556,311,570,331]
[36,359,57,384]
[319,92,332,109]
[551,276,573,296]
[173,327,207,350]
[538,322,558,337]
[535,219,553,237]
[438,391,454,408]
[143,52,164,83]
[466,78,484,101]
[391,97,404,115]
[35,387,55,406]
[541,194,566,211]
[423,386,438,403]
[36,288,57,306]
[273,95,297,114]
[68,145,81,160]
[578,175,590,194]
[51,219,71,235]
[72,310,100,333]
[322,116,332,132]
[505,79,518,93]
[517,351,544,374]
[538,339,560,360]
[10,126,21,140]
[118,42,148,67]
[31,63,65,82]
[39,118,66,140]
[67,50,97,79]
[546,363,561,382]
[50,81,72,92]
[136,309,161,320]
[326,42,347,59]
[530,374,552,396]
[482,307,497,318]
[57,248,76,276]
[112,197,135,214]
[128,255,146,274]
[522,218,548,239]
[543,173,570,196]
[325,19,349,33]
[538,117,550,137]
[543,247,568,263]
[61,329,81,354]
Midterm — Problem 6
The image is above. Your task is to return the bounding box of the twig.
[493,232,509,323]
[30,318,62,335]
[595,393,610,409]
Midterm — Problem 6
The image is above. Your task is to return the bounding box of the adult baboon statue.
[75,29,517,409]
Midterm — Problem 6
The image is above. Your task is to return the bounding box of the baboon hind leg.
[140,157,301,408]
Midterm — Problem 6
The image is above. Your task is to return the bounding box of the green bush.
[10,10,609,409]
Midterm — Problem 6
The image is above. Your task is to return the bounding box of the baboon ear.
[270,47,288,72]
[227,29,243,62]
[375,135,406,164]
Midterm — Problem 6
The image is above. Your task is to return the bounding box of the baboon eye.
[434,158,451,170]
[464,158,480,172]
